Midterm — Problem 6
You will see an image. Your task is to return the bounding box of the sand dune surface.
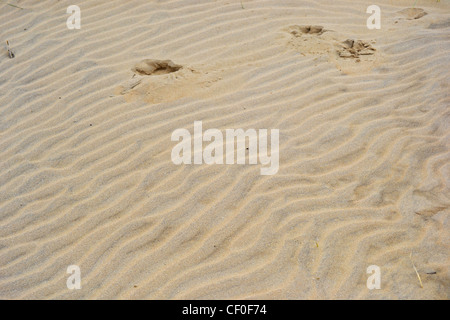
[0,0,449,299]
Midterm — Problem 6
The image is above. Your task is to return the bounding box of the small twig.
[240,0,244,9]
[409,252,423,288]
[6,40,15,58]
[7,3,24,9]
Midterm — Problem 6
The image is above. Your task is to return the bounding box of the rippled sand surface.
[0,0,448,299]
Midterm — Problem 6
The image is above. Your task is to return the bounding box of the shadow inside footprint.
[133,59,182,76]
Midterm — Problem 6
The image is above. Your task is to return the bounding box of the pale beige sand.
[0,0,449,299]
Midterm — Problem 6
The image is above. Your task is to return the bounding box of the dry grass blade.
[409,252,423,288]
[7,3,24,9]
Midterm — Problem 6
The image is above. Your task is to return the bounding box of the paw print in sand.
[338,39,376,59]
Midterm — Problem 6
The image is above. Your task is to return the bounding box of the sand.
[0,0,449,299]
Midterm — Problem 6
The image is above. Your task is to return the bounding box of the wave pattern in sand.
[0,0,449,299]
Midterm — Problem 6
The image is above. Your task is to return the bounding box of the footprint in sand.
[283,25,379,72]
[116,59,236,104]
[397,8,428,20]
[132,59,183,76]
[290,25,325,36]
[284,25,332,55]
[337,39,376,59]
[118,59,183,95]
